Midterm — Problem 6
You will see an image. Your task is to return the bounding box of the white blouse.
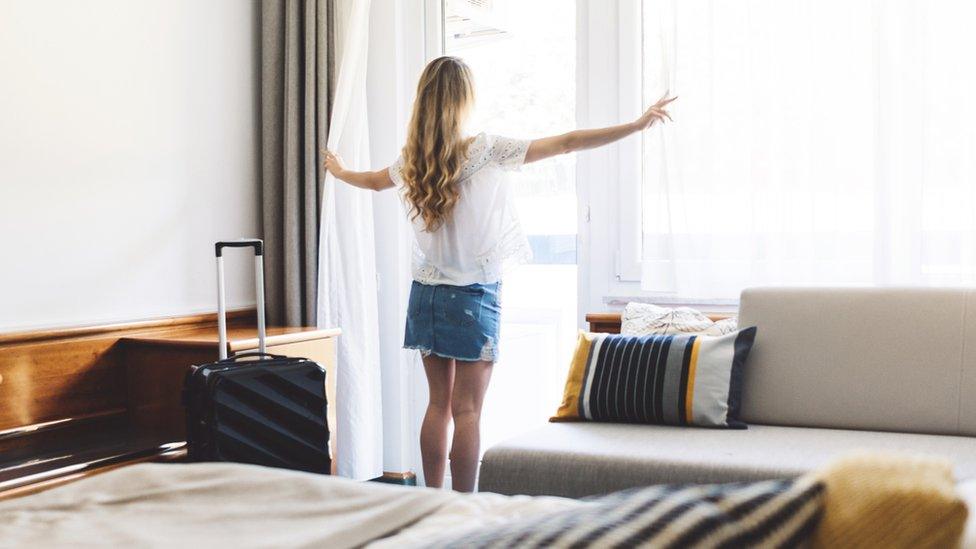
[388,133,533,286]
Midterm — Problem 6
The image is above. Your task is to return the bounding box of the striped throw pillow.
[552,329,757,428]
[430,477,824,548]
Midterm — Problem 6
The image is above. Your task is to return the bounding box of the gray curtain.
[260,0,335,326]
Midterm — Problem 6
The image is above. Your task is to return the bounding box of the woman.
[324,56,674,492]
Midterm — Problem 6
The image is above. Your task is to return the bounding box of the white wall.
[0,1,261,331]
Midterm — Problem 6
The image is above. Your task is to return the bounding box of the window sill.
[602,295,740,314]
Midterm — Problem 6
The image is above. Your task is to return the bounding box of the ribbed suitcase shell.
[183,355,331,474]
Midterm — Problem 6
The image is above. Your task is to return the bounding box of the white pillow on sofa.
[707,316,739,335]
[620,302,738,336]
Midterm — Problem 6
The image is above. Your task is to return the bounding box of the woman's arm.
[524,93,676,164]
[322,150,395,191]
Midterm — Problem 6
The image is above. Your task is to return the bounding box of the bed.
[1,460,974,548]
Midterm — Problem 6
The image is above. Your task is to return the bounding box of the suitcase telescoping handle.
[216,350,286,363]
[215,239,266,360]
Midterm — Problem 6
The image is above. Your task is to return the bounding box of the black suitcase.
[182,239,331,474]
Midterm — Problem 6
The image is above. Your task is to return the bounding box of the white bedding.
[0,462,973,548]
[368,490,584,548]
[0,463,447,548]
[0,463,581,548]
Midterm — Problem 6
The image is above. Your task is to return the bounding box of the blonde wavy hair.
[401,56,476,233]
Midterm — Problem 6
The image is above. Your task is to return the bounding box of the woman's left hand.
[635,92,677,130]
[322,149,346,177]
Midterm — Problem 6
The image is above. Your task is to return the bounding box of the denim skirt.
[403,280,502,362]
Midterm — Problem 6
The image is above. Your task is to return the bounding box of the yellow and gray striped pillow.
[552,329,757,428]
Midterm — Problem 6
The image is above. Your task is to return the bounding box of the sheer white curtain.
[318,0,383,480]
[641,0,976,299]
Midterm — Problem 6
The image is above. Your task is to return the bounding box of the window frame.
[579,0,740,311]
[425,1,690,318]
[614,0,645,284]
[577,0,698,317]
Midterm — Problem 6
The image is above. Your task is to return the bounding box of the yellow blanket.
[811,453,969,548]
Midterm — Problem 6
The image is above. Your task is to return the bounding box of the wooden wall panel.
[0,310,254,432]
[0,310,345,499]
[0,338,125,430]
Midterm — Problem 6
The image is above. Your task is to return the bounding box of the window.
[611,0,976,302]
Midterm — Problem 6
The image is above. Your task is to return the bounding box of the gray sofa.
[479,287,976,498]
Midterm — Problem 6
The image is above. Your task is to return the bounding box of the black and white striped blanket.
[430,478,824,549]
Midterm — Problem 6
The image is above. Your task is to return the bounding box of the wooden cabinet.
[123,326,340,471]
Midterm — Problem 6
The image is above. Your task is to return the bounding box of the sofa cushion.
[551,329,756,428]
[738,287,976,436]
[478,423,976,498]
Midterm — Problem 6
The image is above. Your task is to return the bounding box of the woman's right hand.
[635,92,677,130]
[322,149,346,178]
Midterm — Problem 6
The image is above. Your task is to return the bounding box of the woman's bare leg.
[420,355,455,488]
[449,360,494,492]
